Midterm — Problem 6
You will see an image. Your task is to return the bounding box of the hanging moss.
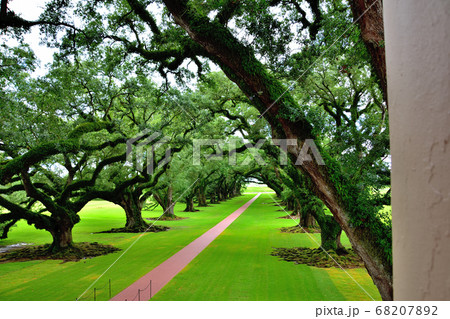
[68,121,112,139]
[0,121,115,185]
[0,139,81,184]
[321,152,392,266]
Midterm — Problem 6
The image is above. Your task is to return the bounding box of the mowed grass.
[243,185,275,193]
[0,197,249,301]
[152,193,381,301]
[0,189,381,301]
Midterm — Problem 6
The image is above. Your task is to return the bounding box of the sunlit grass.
[0,194,381,301]
[152,194,381,301]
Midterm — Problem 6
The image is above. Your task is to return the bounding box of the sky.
[4,0,212,85]
[6,0,56,75]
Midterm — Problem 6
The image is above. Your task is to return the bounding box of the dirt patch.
[278,214,300,219]
[0,242,33,254]
[146,216,188,221]
[99,225,170,233]
[271,247,364,268]
[279,225,320,233]
[0,242,120,263]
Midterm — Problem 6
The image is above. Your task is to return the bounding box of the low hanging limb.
[0,219,17,239]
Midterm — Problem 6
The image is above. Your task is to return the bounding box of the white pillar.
[384,0,450,300]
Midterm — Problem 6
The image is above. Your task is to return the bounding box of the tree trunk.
[164,185,175,217]
[319,215,344,252]
[221,189,228,200]
[349,0,387,101]
[286,198,294,211]
[300,211,316,228]
[184,196,197,212]
[292,198,301,216]
[49,215,74,252]
[119,192,147,231]
[231,185,239,197]
[153,186,176,218]
[209,192,218,204]
[306,206,345,253]
[197,187,207,206]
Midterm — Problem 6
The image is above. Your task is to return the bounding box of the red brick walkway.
[110,193,261,301]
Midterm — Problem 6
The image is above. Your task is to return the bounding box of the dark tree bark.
[153,185,176,218]
[118,191,147,231]
[286,198,294,211]
[0,201,76,254]
[300,211,316,228]
[184,196,198,212]
[317,214,345,252]
[48,215,75,252]
[197,186,208,207]
[349,0,387,101]
[299,199,343,252]
[209,191,218,204]
[166,186,175,217]
[221,189,229,200]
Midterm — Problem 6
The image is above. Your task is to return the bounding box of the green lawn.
[243,185,275,193]
[0,198,249,301]
[0,193,381,301]
[152,193,381,301]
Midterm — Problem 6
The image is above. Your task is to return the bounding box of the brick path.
[110,193,261,301]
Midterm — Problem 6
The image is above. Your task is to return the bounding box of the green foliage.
[322,153,392,265]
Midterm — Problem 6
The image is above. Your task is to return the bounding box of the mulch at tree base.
[277,214,300,219]
[0,242,120,263]
[99,225,170,233]
[271,247,364,268]
[279,225,321,233]
[146,216,188,221]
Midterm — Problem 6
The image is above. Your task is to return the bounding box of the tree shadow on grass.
[271,247,364,268]
[98,224,170,233]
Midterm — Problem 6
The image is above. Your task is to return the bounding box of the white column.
[384,0,450,300]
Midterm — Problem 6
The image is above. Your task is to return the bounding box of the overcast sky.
[6,0,55,75]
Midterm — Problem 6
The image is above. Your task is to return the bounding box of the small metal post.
[138,289,141,301]
[150,280,152,299]
[94,288,97,301]
[109,279,112,299]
